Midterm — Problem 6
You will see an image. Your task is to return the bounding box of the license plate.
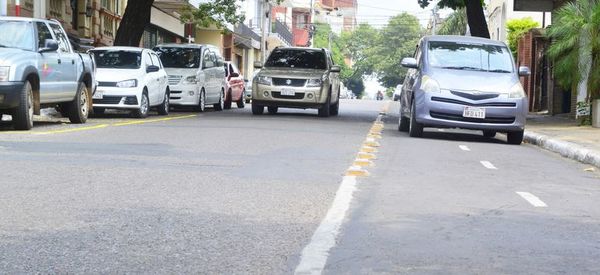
[280,89,295,96]
[92,91,103,99]
[463,106,485,119]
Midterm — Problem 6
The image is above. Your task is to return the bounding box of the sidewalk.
[524,114,600,168]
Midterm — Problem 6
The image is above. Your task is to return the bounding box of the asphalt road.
[1,100,599,273]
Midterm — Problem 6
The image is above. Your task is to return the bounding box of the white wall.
[487,0,549,42]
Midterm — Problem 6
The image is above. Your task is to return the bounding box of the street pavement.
[1,100,599,273]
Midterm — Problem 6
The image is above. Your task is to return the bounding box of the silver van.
[153,44,226,112]
[398,35,530,145]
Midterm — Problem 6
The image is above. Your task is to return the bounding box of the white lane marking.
[459,145,471,151]
[437,129,445,132]
[295,176,358,275]
[480,161,497,170]
[516,192,548,207]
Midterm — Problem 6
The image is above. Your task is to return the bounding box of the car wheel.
[483,130,496,138]
[132,91,149,118]
[195,90,206,112]
[318,94,331,117]
[214,90,224,111]
[398,114,409,132]
[237,90,246,108]
[507,130,524,145]
[408,99,423,137]
[252,104,264,115]
[157,90,170,116]
[93,108,105,115]
[330,92,340,116]
[12,80,34,130]
[267,106,278,114]
[67,82,89,124]
[245,99,251,104]
[224,89,232,109]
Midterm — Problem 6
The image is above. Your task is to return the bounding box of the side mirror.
[39,39,59,53]
[254,61,263,69]
[330,65,341,73]
[401,57,418,69]
[518,66,531,77]
[146,65,160,73]
[203,61,214,69]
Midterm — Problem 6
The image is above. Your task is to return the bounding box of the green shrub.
[506,17,539,57]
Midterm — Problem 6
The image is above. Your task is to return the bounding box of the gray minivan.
[398,35,530,145]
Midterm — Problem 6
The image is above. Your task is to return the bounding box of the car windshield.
[92,50,141,69]
[0,20,34,51]
[153,47,201,68]
[427,41,514,73]
[265,49,327,70]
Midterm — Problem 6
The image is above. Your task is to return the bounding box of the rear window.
[153,47,201,68]
[265,49,327,70]
[91,50,141,69]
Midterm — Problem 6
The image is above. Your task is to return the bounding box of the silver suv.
[252,47,341,117]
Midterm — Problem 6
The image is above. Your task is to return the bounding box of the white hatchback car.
[90,47,169,118]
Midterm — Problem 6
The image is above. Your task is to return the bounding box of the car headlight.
[116,79,137,88]
[420,76,440,93]
[257,76,272,85]
[183,75,197,84]
[509,82,526,98]
[306,78,322,87]
[0,66,9,82]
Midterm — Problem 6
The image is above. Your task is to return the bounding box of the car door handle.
[71,59,75,65]
[57,59,61,64]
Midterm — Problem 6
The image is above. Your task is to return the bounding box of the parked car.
[398,35,529,145]
[252,47,341,117]
[0,17,96,130]
[89,47,169,118]
[153,43,226,112]
[224,61,245,109]
[244,78,252,103]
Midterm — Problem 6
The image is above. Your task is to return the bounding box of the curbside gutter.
[524,131,600,168]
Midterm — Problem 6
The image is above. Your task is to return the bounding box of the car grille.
[272,92,305,99]
[98,81,117,87]
[431,97,517,107]
[450,90,500,100]
[430,111,515,124]
[93,96,138,105]
[168,75,183,85]
[272,78,306,87]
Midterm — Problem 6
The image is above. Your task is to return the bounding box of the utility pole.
[260,0,270,63]
[309,0,314,47]
[431,6,438,35]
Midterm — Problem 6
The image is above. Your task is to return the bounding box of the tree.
[345,76,366,98]
[312,23,352,81]
[114,0,249,46]
[506,17,539,57]
[418,0,490,38]
[438,8,467,35]
[546,0,600,110]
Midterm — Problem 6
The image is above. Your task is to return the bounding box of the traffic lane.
[0,100,384,273]
[324,115,600,274]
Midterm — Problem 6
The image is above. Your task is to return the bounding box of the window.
[427,41,513,73]
[36,22,53,50]
[203,50,213,68]
[101,0,120,14]
[150,53,162,69]
[0,20,35,51]
[49,23,71,53]
[90,50,142,69]
[153,47,201,69]
[265,49,327,70]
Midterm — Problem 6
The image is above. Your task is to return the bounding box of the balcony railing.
[272,19,293,46]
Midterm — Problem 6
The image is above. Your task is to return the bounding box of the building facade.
[487,0,550,42]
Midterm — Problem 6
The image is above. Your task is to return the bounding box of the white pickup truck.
[0,17,96,130]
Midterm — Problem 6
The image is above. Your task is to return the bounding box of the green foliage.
[312,23,352,81]
[506,17,539,57]
[180,0,284,30]
[438,8,467,35]
[546,0,600,100]
[345,76,365,98]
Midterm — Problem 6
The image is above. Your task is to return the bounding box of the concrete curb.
[524,131,600,168]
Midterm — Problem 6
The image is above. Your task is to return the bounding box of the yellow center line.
[112,114,197,127]
[33,124,110,135]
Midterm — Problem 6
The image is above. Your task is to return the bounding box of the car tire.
[483,130,496,138]
[12,80,34,130]
[157,90,170,116]
[93,108,105,115]
[398,114,409,132]
[408,99,423,137]
[318,94,331,117]
[224,89,232,110]
[507,130,524,145]
[267,106,278,114]
[330,92,340,116]
[195,90,206,112]
[214,90,224,111]
[132,91,149,118]
[67,82,89,124]
[252,104,264,115]
[237,90,246,108]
